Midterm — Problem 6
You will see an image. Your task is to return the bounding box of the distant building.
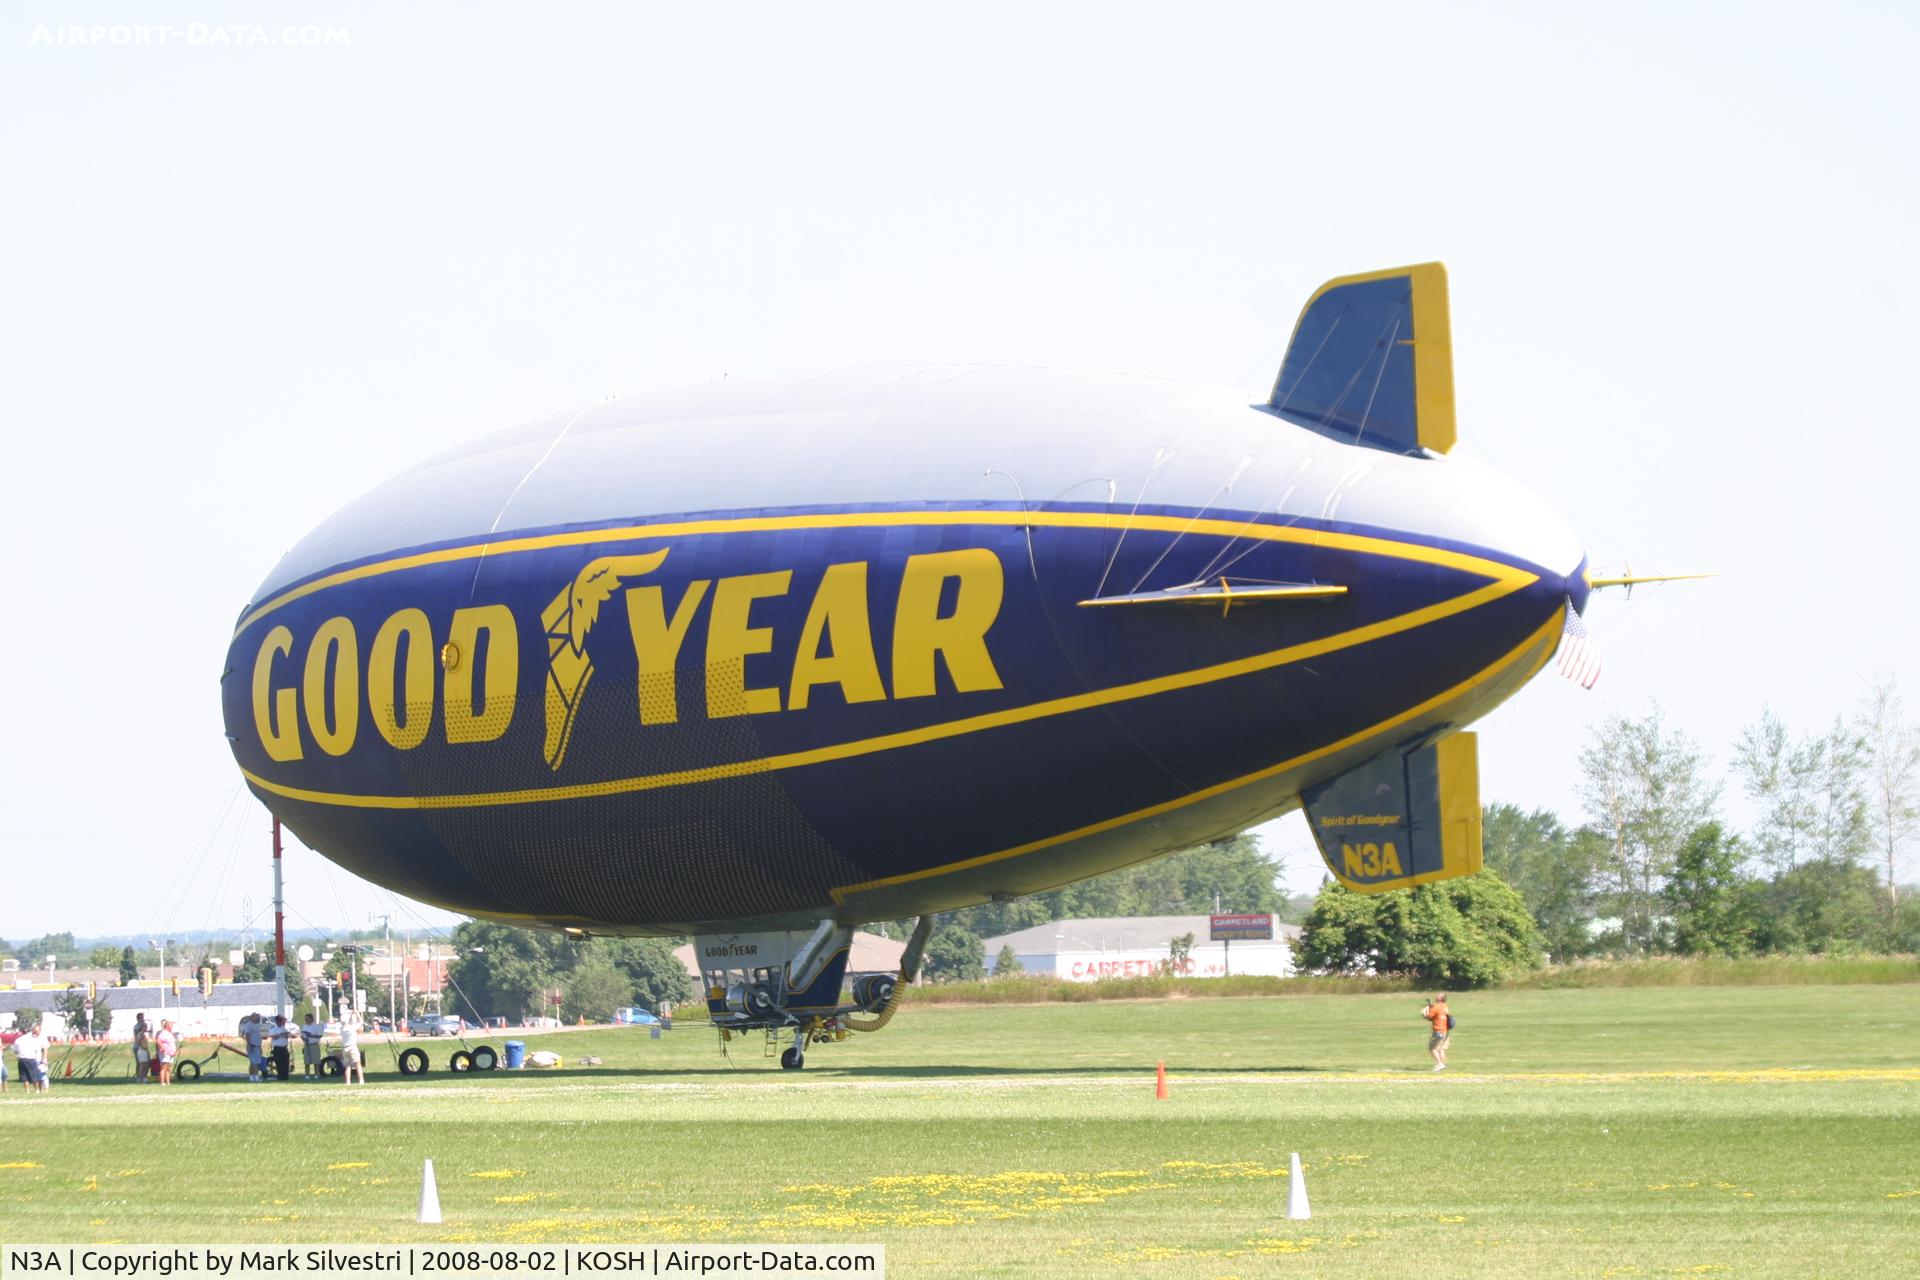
[0,981,286,1040]
[984,915,1301,981]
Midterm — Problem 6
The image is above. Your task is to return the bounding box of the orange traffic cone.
[65,1060,73,1078]
[1155,1060,1169,1100]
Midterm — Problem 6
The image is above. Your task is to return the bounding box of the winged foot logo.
[541,550,670,770]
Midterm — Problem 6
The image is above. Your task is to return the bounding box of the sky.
[3,2,1916,940]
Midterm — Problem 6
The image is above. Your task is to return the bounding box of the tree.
[233,949,303,1006]
[88,946,121,969]
[1663,823,1752,956]
[921,921,984,982]
[118,946,139,985]
[595,937,694,1008]
[560,954,633,1023]
[1735,711,1870,874]
[1579,708,1718,953]
[1164,932,1195,976]
[1293,871,1540,986]
[444,921,569,1022]
[1857,674,1920,903]
[1745,860,1885,954]
[13,1009,37,1033]
[1482,804,1604,961]
[1806,716,1871,867]
[991,944,1024,977]
[947,833,1287,941]
[12,932,78,965]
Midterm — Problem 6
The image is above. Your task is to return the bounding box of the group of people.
[129,1014,180,1084]
[238,1010,364,1083]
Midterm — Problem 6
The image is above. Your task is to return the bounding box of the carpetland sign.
[1208,913,1275,941]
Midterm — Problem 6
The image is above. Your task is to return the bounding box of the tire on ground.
[320,1054,344,1077]
[397,1047,429,1076]
[448,1050,472,1072]
[469,1045,498,1071]
[175,1059,200,1080]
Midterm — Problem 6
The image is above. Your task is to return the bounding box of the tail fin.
[1267,262,1455,456]
[1301,731,1482,893]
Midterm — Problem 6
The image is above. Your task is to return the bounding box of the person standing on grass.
[241,1013,266,1082]
[16,1022,49,1093]
[155,1020,177,1085]
[270,1014,293,1081]
[1423,994,1452,1072]
[300,1013,326,1079]
[338,1011,364,1085]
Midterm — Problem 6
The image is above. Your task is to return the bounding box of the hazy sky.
[3,2,1915,941]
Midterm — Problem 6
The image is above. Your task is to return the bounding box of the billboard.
[1208,913,1274,941]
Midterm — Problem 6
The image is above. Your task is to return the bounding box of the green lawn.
[4,985,1917,1278]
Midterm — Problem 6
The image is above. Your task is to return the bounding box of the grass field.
[4,985,1917,1277]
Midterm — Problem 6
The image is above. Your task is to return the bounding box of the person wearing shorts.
[338,1013,364,1084]
[155,1020,177,1086]
[15,1024,48,1093]
[300,1016,326,1079]
[1423,995,1451,1072]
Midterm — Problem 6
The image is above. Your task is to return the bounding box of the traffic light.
[198,969,213,998]
[86,980,97,1001]
[170,977,180,997]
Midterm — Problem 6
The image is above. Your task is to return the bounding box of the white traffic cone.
[1286,1151,1311,1220]
[418,1159,443,1224]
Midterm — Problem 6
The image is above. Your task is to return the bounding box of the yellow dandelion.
[328,1161,370,1171]
[1,1162,43,1170]
[470,1169,527,1179]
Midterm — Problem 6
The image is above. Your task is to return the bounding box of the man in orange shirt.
[1423,995,1451,1072]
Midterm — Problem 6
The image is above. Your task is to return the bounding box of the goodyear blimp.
[222,264,1628,1066]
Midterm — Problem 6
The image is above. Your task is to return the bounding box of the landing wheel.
[779,1045,805,1071]
[397,1047,429,1076]
[449,1050,473,1072]
[469,1045,498,1071]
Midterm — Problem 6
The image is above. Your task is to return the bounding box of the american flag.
[1558,600,1602,689]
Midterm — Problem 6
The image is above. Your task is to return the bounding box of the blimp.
[222,263,1625,1066]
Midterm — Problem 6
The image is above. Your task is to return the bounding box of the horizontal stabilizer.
[1267,262,1455,456]
[1301,732,1481,893]
[1078,578,1346,614]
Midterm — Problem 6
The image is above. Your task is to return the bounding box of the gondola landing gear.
[779,1044,805,1071]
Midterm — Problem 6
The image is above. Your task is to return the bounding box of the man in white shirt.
[269,1015,293,1081]
[299,1015,327,1079]
[338,1012,364,1085]
[14,1024,49,1093]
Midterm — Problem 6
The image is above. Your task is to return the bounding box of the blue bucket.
[504,1040,526,1069]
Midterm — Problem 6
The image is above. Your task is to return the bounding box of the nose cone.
[1333,447,1584,638]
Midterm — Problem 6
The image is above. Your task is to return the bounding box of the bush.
[1293,871,1541,987]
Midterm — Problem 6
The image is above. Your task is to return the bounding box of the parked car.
[613,1007,659,1026]
[408,1015,463,1037]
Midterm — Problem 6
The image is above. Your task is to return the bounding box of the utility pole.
[371,912,393,1026]
[272,818,288,1021]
